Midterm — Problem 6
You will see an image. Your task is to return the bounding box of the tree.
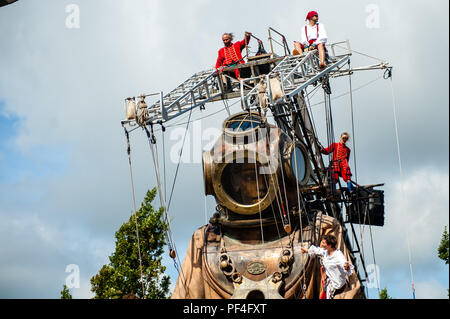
[437,226,449,297]
[90,188,170,299]
[379,287,392,299]
[60,284,72,299]
[438,226,449,265]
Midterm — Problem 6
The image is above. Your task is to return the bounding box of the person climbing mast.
[293,10,327,68]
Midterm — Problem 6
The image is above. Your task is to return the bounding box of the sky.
[0,0,448,299]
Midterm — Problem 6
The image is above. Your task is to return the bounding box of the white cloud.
[0,211,114,298]
[359,168,449,298]
[377,168,449,268]
[415,280,449,299]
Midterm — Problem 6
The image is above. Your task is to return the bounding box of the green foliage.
[437,226,449,297]
[379,287,392,299]
[438,226,449,265]
[90,188,170,299]
[60,284,72,299]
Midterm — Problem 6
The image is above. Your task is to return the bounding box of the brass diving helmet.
[202,111,311,220]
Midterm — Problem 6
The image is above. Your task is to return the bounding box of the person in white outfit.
[293,10,328,68]
[301,234,354,299]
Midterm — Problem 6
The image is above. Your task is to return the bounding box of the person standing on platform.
[320,132,353,192]
[216,32,252,89]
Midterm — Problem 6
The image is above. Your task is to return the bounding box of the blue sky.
[1,109,69,183]
[0,0,448,299]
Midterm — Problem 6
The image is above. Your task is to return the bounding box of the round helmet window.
[224,113,262,132]
[223,112,266,139]
[291,146,307,183]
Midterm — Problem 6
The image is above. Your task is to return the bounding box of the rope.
[357,206,366,286]
[290,109,308,298]
[367,212,380,295]
[388,73,416,299]
[204,194,208,225]
[348,67,381,295]
[249,112,270,297]
[348,60,358,183]
[123,127,147,297]
[166,105,194,212]
[222,98,231,116]
[269,157,290,229]
[277,145,292,231]
[304,87,320,135]
[200,114,209,225]
[333,44,385,63]
[309,75,384,108]
[347,61,370,295]
[162,125,167,204]
[257,145,285,243]
[143,125,189,294]
[327,93,336,145]
[155,124,187,285]
[323,86,335,173]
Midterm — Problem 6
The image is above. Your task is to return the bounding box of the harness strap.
[305,24,320,45]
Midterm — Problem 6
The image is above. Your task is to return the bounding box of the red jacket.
[216,35,250,69]
[321,142,352,182]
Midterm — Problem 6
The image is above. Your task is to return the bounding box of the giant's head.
[203,112,312,219]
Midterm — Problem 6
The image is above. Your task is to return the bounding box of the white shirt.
[308,245,354,289]
[300,23,327,47]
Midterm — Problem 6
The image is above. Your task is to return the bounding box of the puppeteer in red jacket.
[320,132,353,189]
[216,32,251,80]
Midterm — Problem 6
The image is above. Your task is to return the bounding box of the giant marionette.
[171,111,363,299]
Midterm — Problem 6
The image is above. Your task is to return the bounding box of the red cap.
[306,11,318,21]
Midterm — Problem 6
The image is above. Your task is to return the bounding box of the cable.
[367,211,381,295]
[388,74,416,299]
[145,125,188,293]
[166,105,194,212]
[222,98,231,117]
[290,109,308,298]
[123,127,147,297]
[348,61,358,183]
[309,75,384,108]
[333,44,385,63]
[162,126,167,204]
[249,112,270,297]
[347,62,370,296]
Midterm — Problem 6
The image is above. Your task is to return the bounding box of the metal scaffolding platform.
[122,40,390,128]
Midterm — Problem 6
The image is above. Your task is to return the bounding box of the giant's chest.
[203,227,312,298]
